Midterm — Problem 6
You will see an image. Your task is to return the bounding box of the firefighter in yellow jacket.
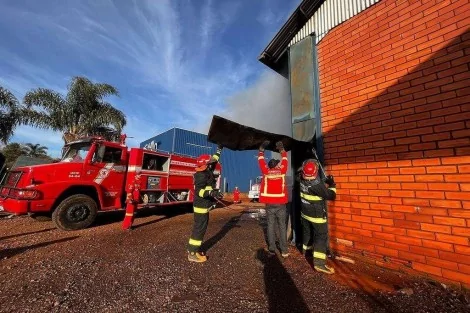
[187,144,223,263]
[299,159,337,274]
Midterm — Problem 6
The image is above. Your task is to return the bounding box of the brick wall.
[317,0,470,288]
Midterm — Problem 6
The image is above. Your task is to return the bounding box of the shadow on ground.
[91,204,193,229]
[257,248,310,313]
[0,236,79,259]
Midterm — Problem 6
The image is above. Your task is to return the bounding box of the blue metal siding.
[220,149,260,193]
[139,128,263,192]
[173,128,214,157]
[139,129,174,153]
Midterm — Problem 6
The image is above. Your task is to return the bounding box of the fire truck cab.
[0,136,221,231]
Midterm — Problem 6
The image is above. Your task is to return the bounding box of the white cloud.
[1,0,296,153]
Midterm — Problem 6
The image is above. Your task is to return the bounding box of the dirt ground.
[0,204,469,313]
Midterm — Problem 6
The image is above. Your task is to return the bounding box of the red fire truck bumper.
[0,197,53,215]
[0,197,29,215]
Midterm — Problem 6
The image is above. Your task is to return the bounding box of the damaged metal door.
[288,34,323,158]
[207,115,311,152]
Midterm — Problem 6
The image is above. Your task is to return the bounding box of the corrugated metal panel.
[289,0,381,46]
[173,128,214,157]
[290,35,317,142]
[139,129,174,153]
[140,128,261,192]
[173,129,260,192]
[220,149,260,193]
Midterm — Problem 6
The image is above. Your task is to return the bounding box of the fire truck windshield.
[61,143,92,163]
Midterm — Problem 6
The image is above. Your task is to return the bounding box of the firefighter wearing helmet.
[187,144,224,263]
[299,158,337,274]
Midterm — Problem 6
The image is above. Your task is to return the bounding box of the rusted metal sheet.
[289,35,316,142]
[207,115,311,152]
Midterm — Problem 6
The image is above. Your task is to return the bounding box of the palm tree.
[0,86,21,144]
[23,76,126,144]
[22,143,48,157]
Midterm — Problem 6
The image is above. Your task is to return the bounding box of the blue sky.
[0,0,298,157]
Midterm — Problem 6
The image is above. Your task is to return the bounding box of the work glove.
[210,190,224,199]
[324,175,336,187]
[259,140,270,152]
[275,141,284,152]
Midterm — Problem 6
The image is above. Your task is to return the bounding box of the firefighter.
[258,140,289,258]
[233,186,241,204]
[299,159,336,274]
[187,144,224,263]
[122,174,141,230]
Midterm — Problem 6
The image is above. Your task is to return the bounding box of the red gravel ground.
[0,204,469,313]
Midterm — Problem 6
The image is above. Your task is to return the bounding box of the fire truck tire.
[29,213,52,222]
[52,194,98,231]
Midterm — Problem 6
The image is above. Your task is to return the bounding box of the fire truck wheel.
[52,194,98,231]
[29,213,52,222]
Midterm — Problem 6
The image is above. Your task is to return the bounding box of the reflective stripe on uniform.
[301,212,327,224]
[303,244,313,251]
[189,238,202,246]
[266,174,284,178]
[282,157,288,160]
[262,174,286,198]
[125,213,133,217]
[281,175,285,195]
[300,192,322,201]
[194,207,210,214]
[329,188,337,193]
[263,176,268,195]
[260,192,286,197]
[313,251,327,259]
[258,156,264,160]
[198,186,213,197]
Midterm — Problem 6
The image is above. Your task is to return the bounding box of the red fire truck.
[0,135,221,231]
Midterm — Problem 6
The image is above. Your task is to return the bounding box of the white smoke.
[222,70,291,136]
[222,70,294,178]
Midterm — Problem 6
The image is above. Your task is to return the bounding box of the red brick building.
[259,0,470,288]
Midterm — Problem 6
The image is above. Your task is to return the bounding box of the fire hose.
[311,147,328,179]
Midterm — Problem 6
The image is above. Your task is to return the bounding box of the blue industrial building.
[140,128,262,192]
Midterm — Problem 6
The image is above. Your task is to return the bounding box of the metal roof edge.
[173,127,209,137]
[258,0,324,71]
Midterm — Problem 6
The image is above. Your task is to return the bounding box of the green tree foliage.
[0,86,21,144]
[21,143,48,157]
[1,143,23,169]
[23,76,126,143]
[1,142,53,169]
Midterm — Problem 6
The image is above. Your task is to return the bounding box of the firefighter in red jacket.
[299,159,336,274]
[233,187,241,203]
[258,140,289,258]
[187,144,224,263]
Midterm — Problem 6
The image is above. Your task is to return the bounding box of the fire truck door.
[87,145,126,208]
